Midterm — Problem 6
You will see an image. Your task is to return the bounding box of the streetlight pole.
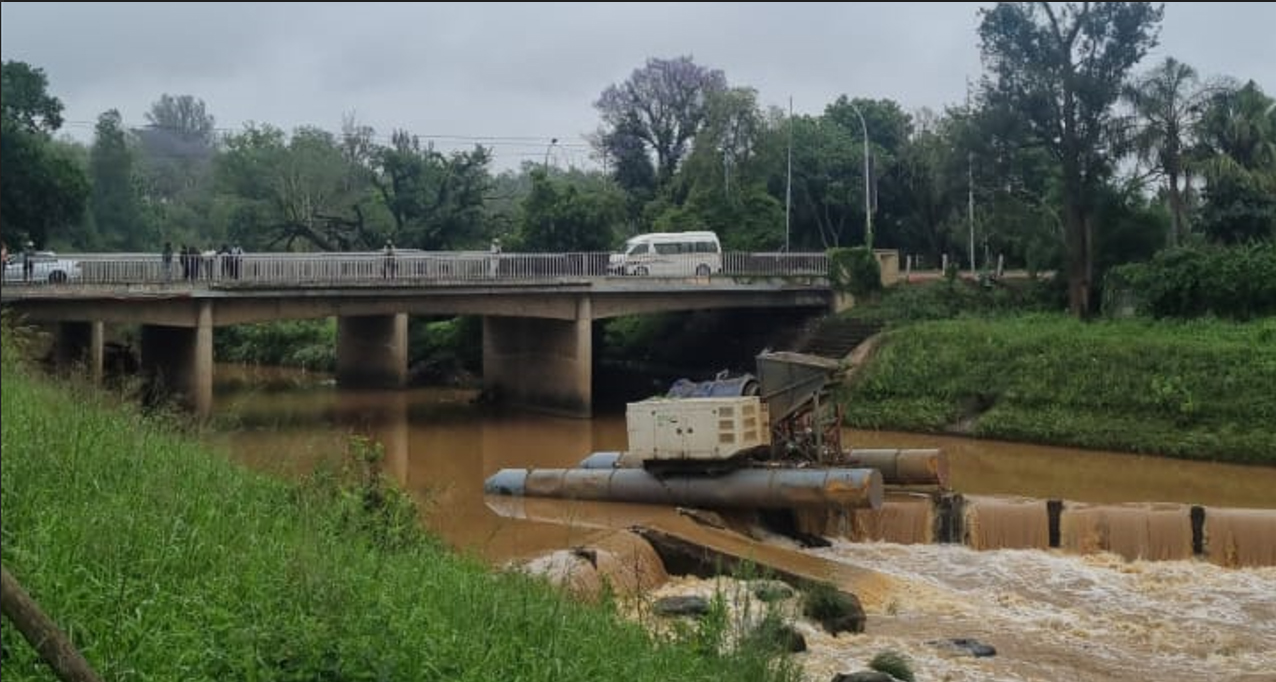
[543,137,558,171]
[845,101,873,248]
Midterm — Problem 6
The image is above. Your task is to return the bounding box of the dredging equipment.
[484,351,947,513]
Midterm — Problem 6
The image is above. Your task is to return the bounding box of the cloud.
[3,1,1272,170]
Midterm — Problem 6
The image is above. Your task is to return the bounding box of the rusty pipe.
[845,448,949,488]
[485,467,883,510]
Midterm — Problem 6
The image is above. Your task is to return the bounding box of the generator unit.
[625,396,770,465]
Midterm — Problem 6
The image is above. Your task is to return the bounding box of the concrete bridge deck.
[2,250,847,419]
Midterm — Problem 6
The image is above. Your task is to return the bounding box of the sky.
[3,2,1273,171]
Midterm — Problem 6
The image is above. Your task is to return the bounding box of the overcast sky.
[3,2,1273,170]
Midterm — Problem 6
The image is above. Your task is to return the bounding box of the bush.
[1105,242,1276,320]
[828,247,882,298]
[869,650,915,682]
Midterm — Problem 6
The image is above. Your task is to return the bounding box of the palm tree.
[1125,57,1207,247]
[1192,81,1276,243]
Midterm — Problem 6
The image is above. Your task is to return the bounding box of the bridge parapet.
[3,251,830,291]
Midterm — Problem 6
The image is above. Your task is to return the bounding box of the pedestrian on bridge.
[383,240,397,279]
[22,240,34,282]
[162,242,174,281]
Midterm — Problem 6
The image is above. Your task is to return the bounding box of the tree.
[594,56,727,187]
[216,124,388,251]
[145,94,216,145]
[978,1,1164,317]
[1125,57,1208,246]
[136,94,218,212]
[517,169,625,252]
[372,131,493,250]
[90,109,152,250]
[0,60,88,248]
[1193,81,1276,243]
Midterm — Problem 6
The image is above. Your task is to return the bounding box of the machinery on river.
[484,351,947,512]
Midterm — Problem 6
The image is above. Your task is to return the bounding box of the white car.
[3,251,82,284]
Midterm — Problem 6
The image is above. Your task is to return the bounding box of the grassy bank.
[839,315,1276,464]
[0,332,792,681]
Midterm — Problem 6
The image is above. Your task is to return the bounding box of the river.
[208,366,1276,682]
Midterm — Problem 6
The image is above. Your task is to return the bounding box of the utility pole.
[543,137,558,171]
[845,99,873,248]
[785,96,793,252]
[966,78,976,275]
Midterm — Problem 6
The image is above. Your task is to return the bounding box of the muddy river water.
[210,370,1276,682]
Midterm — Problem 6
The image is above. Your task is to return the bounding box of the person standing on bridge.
[162,242,174,282]
[22,240,35,282]
[383,240,397,279]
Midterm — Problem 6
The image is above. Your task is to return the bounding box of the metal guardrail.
[2,251,831,288]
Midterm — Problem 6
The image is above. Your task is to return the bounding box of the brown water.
[212,370,1275,563]
[211,368,1276,682]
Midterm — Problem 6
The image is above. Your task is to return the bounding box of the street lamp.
[845,101,873,248]
[543,137,558,171]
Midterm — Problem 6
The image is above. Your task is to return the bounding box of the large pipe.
[579,448,948,488]
[485,466,883,510]
[845,448,949,488]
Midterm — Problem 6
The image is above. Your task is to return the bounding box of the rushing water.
[210,367,1276,682]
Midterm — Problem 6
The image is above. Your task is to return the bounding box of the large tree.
[216,124,385,251]
[90,109,151,250]
[372,131,492,250]
[0,60,88,248]
[1125,57,1208,246]
[978,2,1163,316]
[594,56,727,188]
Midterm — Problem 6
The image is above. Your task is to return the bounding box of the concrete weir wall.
[798,492,1276,567]
[483,298,593,418]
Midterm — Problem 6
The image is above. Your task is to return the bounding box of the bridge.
[2,250,862,418]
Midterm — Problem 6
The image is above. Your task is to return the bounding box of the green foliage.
[828,246,883,297]
[409,316,483,377]
[800,581,858,626]
[90,108,155,251]
[845,278,1060,326]
[517,169,624,252]
[842,316,1276,463]
[978,2,1164,315]
[1107,242,1276,320]
[215,319,337,371]
[0,60,89,248]
[869,650,916,682]
[217,123,394,251]
[375,130,493,250]
[0,324,794,682]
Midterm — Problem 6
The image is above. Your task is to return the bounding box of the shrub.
[828,247,883,298]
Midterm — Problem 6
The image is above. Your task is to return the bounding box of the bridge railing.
[4,251,830,288]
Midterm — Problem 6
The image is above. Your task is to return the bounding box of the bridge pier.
[140,302,213,417]
[483,296,593,418]
[54,320,104,384]
[336,313,408,388]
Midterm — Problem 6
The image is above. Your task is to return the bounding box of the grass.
[839,314,1276,464]
[0,324,794,682]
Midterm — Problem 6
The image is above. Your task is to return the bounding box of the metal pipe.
[577,451,627,469]
[485,466,883,510]
[582,449,948,487]
[846,448,949,488]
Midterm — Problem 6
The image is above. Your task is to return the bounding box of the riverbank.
[0,331,793,681]
[838,314,1276,465]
